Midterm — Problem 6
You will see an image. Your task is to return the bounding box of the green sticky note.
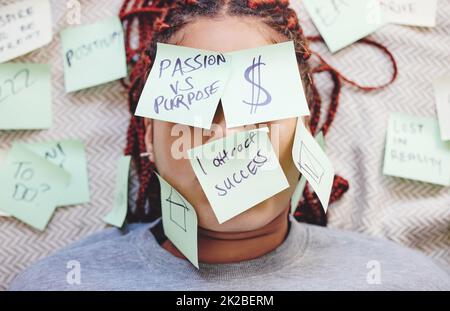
[0,144,70,231]
[380,0,437,27]
[303,0,385,53]
[221,41,309,128]
[383,113,450,186]
[135,43,231,129]
[188,128,289,224]
[15,139,90,206]
[291,131,325,214]
[104,156,131,228]
[292,120,334,213]
[0,63,51,130]
[156,173,198,269]
[433,76,450,141]
[61,16,127,92]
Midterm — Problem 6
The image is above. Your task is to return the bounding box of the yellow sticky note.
[0,0,52,63]
[156,173,199,268]
[292,120,334,213]
[188,128,289,224]
[135,43,231,129]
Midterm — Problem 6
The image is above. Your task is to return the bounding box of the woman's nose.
[205,102,246,142]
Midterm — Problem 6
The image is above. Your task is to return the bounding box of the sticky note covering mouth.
[135,43,232,129]
[383,113,450,186]
[187,128,289,224]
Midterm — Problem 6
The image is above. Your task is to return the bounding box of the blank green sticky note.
[0,144,70,231]
[433,76,450,141]
[222,41,310,128]
[104,156,131,228]
[135,43,231,129]
[156,173,198,269]
[0,63,51,130]
[188,128,289,224]
[292,120,334,213]
[383,113,450,186]
[291,131,325,214]
[303,0,385,53]
[61,16,127,92]
[15,139,90,206]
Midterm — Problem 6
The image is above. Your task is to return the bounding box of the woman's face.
[145,16,300,232]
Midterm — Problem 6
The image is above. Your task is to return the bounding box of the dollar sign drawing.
[243,55,272,114]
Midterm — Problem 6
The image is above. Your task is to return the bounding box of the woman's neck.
[162,207,290,264]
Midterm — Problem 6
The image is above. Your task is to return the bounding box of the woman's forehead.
[168,16,281,53]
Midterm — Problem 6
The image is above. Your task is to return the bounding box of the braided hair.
[119,0,353,225]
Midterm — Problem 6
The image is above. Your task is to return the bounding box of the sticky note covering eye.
[383,113,450,186]
[303,0,385,53]
[0,0,52,63]
[379,0,437,27]
[0,63,52,130]
[221,41,310,128]
[60,16,127,92]
[15,139,90,206]
[156,173,198,268]
[104,156,131,228]
[433,76,450,141]
[188,128,289,224]
[0,144,70,231]
[135,43,231,129]
[292,120,334,213]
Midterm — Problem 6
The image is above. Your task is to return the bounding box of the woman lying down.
[10,0,449,291]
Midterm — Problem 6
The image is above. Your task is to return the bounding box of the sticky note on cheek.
[221,41,309,128]
[188,128,289,224]
[292,120,334,213]
[0,144,70,231]
[60,16,127,92]
[383,113,450,186]
[0,63,52,130]
[0,0,52,63]
[156,173,198,268]
[433,76,450,141]
[379,0,437,27]
[303,0,385,53]
[135,43,231,129]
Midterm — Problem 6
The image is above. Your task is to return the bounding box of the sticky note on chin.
[156,173,198,268]
[61,16,127,92]
[188,128,289,224]
[292,120,334,213]
[0,63,52,130]
[0,0,52,63]
[0,144,70,231]
[379,0,437,27]
[221,41,310,128]
[383,113,450,186]
[135,43,231,129]
[15,139,90,206]
[433,76,450,141]
[303,0,385,53]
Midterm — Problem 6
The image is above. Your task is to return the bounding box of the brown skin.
[144,17,301,263]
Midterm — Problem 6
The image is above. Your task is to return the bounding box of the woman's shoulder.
[8,223,156,291]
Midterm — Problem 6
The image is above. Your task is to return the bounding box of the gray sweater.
[9,219,450,291]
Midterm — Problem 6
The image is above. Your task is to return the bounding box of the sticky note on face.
[0,63,51,130]
[292,120,334,213]
[60,16,127,92]
[15,139,90,206]
[0,0,52,63]
[104,156,131,228]
[188,128,289,224]
[291,131,325,214]
[156,173,198,268]
[221,41,309,128]
[0,144,70,231]
[135,43,231,129]
[433,76,450,141]
[303,0,385,53]
[379,0,437,27]
[383,113,450,186]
